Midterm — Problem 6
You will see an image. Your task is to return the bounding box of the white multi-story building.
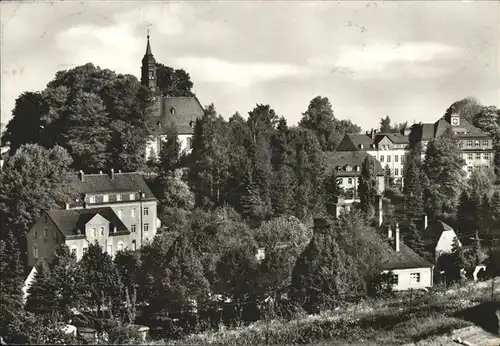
[412,112,495,177]
[336,129,411,187]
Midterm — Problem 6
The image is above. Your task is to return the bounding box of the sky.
[1,1,499,133]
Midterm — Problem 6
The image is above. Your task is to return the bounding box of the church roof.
[150,96,204,135]
[45,207,129,237]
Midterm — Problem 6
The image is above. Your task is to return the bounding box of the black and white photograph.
[0,1,499,344]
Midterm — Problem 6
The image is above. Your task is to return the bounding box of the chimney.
[395,223,400,252]
[79,170,84,182]
[388,225,392,239]
[110,168,115,180]
[313,218,330,235]
[65,203,69,210]
[424,215,428,230]
[99,171,103,174]
[371,129,377,140]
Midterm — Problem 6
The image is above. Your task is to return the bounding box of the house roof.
[374,133,409,145]
[344,134,375,149]
[420,115,491,141]
[381,238,433,270]
[72,172,156,200]
[150,96,204,135]
[340,132,409,151]
[46,207,129,237]
[424,220,454,240]
[325,151,384,176]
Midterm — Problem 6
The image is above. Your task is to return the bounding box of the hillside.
[153,279,500,345]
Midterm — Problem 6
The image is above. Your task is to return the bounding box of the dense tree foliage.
[422,134,466,221]
[404,155,425,225]
[358,156,378,218]
[156,63,194,97]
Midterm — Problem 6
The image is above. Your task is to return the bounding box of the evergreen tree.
[422,134,466,220]
[291,228,363,312]
[471,230,485,267]
[403,156,424,224]
[80,242,123,318]
[451,237,466,277]
[358,156,378,218]
[26,260,57,315]
[457,191,476,235]
[158,129,181,176]
[324,169,342,216]
[404,222,426,258]
[114,250,142,323]
[380,116,392,133]
[490,191,500,225]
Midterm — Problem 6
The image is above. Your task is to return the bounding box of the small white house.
[424,220,461,258]
[381,224,434,291]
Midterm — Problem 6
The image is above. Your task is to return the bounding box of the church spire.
[141,30,158,93]
[145,28,153,56]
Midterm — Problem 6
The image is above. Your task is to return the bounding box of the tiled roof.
[46,207,129,237]
[422,116,491,141]
[325,151,384,176]
[72,172,156,200]
[374,133,409,145]
[381,239,433,270]
[345,134,375,149]
[150,96,204,135]
[421,123,435,140]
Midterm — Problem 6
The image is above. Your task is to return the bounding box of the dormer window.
[345,165,352,172]
[170,107,176,115]
[356,166,360,172]
[157,121,162,128]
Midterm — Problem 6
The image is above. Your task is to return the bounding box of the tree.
[380,116,391,133]
[291,227,363,312]
[451,237,466,279]
[26,246,82,319]
[404,156,425,224]
[159,169,195,210]
[149,233,209,313]
[358,156,378,218]
[445,97,482,123]
[80,242,123,318]
[299,96,337,151]
[422,134,466,220]
[490,191,500,229]
[457,191,476,235]
[114,250,142,324]
[59,90,112,171]
[324,169,342,216]
[404,222,427,258]
[0,144,75,260]
[1,92,48,155]
[156,63,194,97]
[467,169,492,205]
[158,130,181,175]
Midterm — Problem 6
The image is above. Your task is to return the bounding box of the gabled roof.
[72,172,156,200]
[325,151,384,176]
[420,115,491,141]
[46,207,129,237]
[150,96,204,135]
[344,134,375,150]
[381,240,433,270]
[374,133,409,145]
[338,132,409,151]
[424,220,455,241]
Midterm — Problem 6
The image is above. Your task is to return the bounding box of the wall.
[435,230,460,257]
[145,134,193,161]
[337,175,385,203]
[65,233,132,261]
[388,267,433,291]
[85,200,158,249]
[27,214,63,267]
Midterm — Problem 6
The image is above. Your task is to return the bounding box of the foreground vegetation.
[157,280,499,345]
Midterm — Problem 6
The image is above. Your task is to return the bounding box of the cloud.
[310,42,462,80]
[171,56,312,87]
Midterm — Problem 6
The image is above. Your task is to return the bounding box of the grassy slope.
[151,279,499,345]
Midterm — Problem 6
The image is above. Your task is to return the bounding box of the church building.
[141,34,204,160]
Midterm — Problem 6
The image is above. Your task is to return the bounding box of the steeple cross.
[146,23,153,38]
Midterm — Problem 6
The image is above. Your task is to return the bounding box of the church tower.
[141,33,158,93]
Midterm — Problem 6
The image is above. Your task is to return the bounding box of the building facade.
[336,129,411,187]
[141,35,204,160]
[411,113,495,177]
[325,151,385,203]
[26,170,159,266]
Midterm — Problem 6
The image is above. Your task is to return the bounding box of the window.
[482,140,489,147]
[348,178,353,185]
[33,245,39,258]
[118,210,123,219]
[380,155,384,162]
[34,230,38,239]
[44,228,48,239]
[149,70,154,79]
[71,247,77,256]
[467,166,473,173]
[392,274,399,285]
[117,242,123,252]
[467,153,473,160]
[467,140,473,147]
[387,155,391,162]
[336,178,342,185]
[144,207,149,216]
[475,140,480,147]
[132,240,136,251]
[89,195,95,203]
[187,137,193,150]
[99,226,104,236]
[401,155,405,162]
[116,194,121,201]
[131,224,136,233]
[102,194,108,202]
[395,155,399,162]
[83,247,88,255]
[129,193,135,201]
[394,168,399,176]
[170,107,176,115]
[131,208,136,218]
[483,153,490,160]
[410,273,421,283]
[107,244,113,256]
[91,227,96,237]
[346,165,352,172]
[144,223,149,232]
[475,153,481,160]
